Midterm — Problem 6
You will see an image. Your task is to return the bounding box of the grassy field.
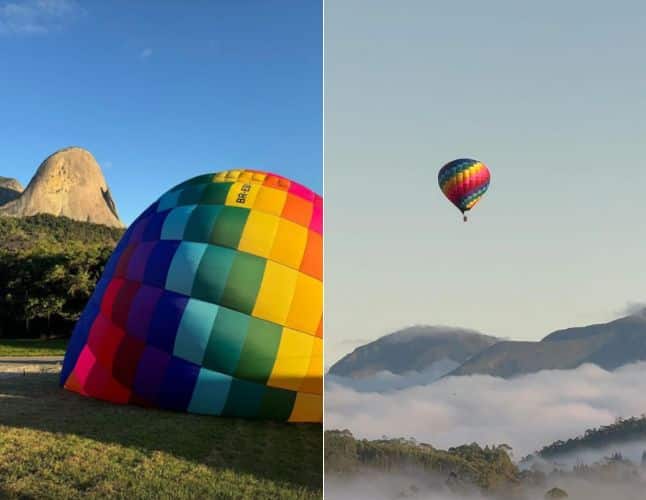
[0,338,68,357]
[0,372,322,499]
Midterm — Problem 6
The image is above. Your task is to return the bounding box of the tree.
[545,487,568,499]
[0,214,122,338]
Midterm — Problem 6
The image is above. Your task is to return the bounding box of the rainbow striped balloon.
[438,159,490,221]
[60,169,322,422]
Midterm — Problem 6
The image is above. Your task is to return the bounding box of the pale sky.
[325,0,646,364]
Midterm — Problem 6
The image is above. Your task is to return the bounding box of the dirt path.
[0,357,62,379]
[0,356,63,363]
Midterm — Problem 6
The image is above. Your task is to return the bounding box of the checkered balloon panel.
[60,170,322,422]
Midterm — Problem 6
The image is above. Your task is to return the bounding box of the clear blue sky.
[326,0,646,362]
[0,0,322,224]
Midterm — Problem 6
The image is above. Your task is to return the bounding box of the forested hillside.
[325,429,519,492]
[534,415,646,459]
[0,214,124,338]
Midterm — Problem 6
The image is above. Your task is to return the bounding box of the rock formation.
[0,147,123,228]
[0,176,23,206]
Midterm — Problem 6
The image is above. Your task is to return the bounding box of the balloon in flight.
[438,159,490,221]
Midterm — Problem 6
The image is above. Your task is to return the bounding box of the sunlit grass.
[0,372,322,499]
[0,338,68,357]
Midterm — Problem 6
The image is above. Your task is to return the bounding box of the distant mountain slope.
[448,338,606,378]
[542,312,646,343]
[328,326,499,378]
[0,147,123,228]
[451,311,646,378]
[0,176,23,206]
[536,415,646,459]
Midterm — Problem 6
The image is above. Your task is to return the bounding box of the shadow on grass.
[0,372,322,493]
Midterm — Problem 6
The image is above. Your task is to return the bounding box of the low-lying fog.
[326,362,646,458]
[326,470,646,500]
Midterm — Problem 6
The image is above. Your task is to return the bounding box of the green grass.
[0,338,68,357]
[0,372,322,499]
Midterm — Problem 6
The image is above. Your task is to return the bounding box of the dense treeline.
[325,429,519,492]
[326,428,646,499]
[534,415,646,459]
[0,214,123,338]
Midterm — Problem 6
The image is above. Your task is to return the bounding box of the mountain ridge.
[333,310,646,381]
[329,325,499,378]
[452,311,646,377]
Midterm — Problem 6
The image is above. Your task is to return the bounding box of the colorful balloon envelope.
[60,169,322,422]
[438,159,490,221]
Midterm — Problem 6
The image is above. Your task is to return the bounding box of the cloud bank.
[326,362,646,457]
[623,301,646,316]
[327,359,459,393]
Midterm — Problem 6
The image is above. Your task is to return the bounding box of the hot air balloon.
[60,169,322,423]
[438,159,490,221]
